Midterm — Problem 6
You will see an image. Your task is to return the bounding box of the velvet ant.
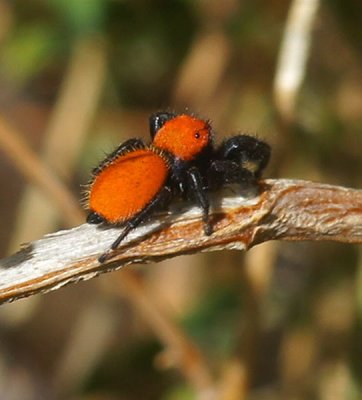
[86,111,271,263]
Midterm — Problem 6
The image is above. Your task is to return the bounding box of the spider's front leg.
[186,166,212,236]
[218,135,271,179]
[208,159,256,189]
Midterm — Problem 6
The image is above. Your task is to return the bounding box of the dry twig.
[1,179,361,305]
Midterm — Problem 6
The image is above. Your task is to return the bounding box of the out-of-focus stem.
[274,0,321,122]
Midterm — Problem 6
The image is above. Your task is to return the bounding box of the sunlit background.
[0,1,361,399]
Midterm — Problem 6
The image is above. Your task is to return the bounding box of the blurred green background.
[0,1,361,399]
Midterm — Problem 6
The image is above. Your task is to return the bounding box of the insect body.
[86,112,270,263]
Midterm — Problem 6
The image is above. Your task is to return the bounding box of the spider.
[86,111,271,262]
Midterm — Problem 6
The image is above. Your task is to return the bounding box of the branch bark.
[1,179,361,305]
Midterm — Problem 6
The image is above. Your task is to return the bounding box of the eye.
[194,132,200,139]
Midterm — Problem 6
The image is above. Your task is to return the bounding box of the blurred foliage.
[0,1,361,399]
[85,340,174,400]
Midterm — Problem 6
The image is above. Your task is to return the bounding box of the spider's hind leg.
[98,186,173,263]
[87,211,105,224]
[92,138,146,176]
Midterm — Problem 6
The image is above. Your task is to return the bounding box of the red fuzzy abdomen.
[89,149,169,223]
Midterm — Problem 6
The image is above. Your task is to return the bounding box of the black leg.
[92,138,145,175]
[99,186,172,263]
[149,111,177,138]
[118,138,144,150]
[186,167,212,236]
[219,135,271,179]
[87,211,105,224]
[208,160,255,187]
